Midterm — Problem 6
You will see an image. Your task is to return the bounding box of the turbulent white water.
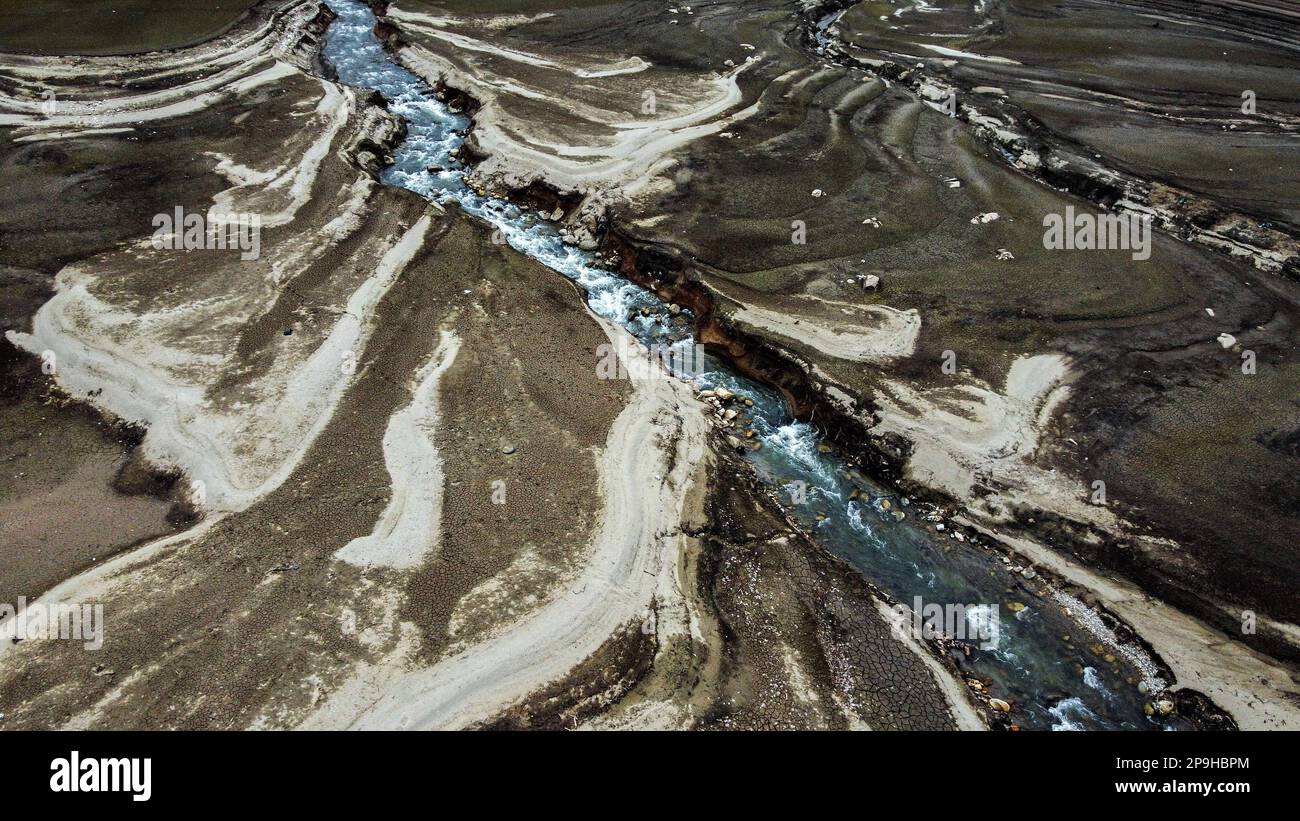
[322,0,1171,731]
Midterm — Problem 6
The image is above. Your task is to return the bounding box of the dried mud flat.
[0,0,1296,731]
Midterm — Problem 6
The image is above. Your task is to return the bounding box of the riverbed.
[321,0,1170,731]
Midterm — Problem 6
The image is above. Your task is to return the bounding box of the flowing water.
[321,0,1172,730]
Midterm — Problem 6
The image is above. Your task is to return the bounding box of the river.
[320,0,1172,730]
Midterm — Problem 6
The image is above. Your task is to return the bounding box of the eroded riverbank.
[321,0,1235,730]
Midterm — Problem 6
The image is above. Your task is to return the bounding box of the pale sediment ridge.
[333,330,460,570]
[0,1,333,130]
[7,211,435,513]
[305,322,710,729]
[1,3,436,515]
[382,2,761,195]
[869,352,1122,532]
[731,299,921,364]
[0,519,217,662]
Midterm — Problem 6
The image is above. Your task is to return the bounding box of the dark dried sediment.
[799,0,1300,279]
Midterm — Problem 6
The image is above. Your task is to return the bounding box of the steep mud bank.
[604,229,895,463]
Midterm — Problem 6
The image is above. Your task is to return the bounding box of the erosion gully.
[321,0,1181,730]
